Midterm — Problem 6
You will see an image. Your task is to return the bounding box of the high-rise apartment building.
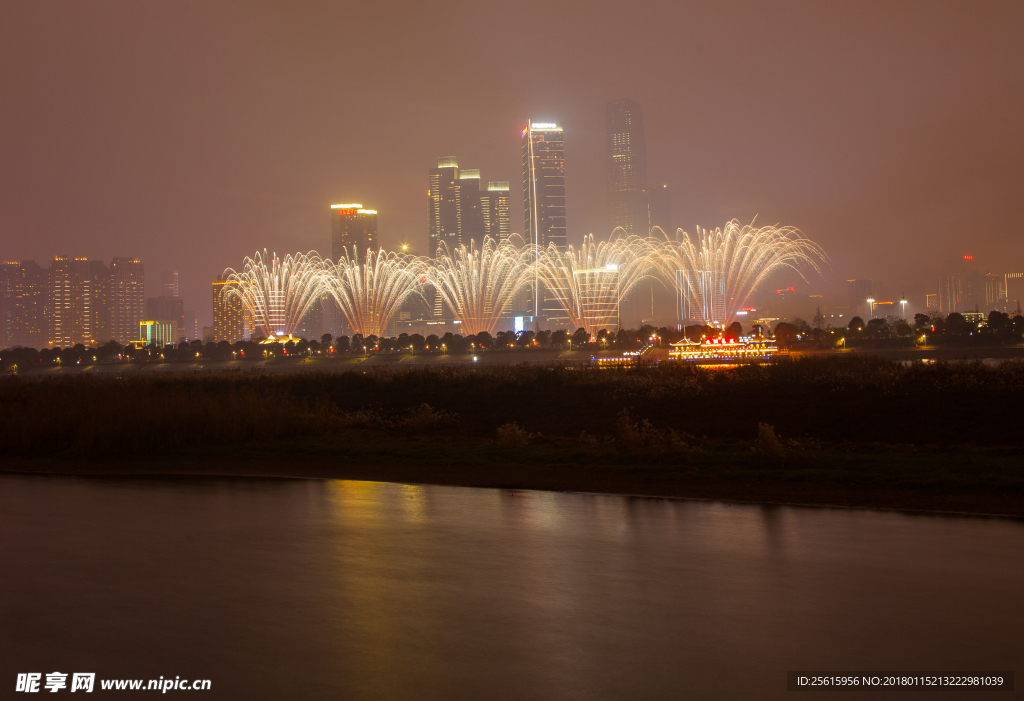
[523,121,566,251]
[48,256,98,347]
[0,262,15,348]
[428,157,462,257]
[110,257,145,344]
[605,99,649,238]
[2,261,47,348]
[331,204,378,260]
[212,276,244,343]
[484,182,512,241]
[649,183,672,234]
[162,270,179,297]
[89,260,111,344]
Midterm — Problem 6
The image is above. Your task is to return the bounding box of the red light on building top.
[963,255,973,260]
[787,287,794,291]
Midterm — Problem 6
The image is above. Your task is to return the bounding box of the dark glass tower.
[605,99,649,238]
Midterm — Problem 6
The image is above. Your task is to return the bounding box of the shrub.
[756,423,785,457]
[497,422,533,447]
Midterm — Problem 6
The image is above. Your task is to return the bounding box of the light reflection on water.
[1,475,1021,700]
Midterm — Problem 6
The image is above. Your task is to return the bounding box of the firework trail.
[321,247,425,337]
[427,236,533,335]
[651,220,828,324]
[222,250,325,338]
[532,233,658,334]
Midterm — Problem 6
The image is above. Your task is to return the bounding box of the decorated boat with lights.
[668,336,780,364]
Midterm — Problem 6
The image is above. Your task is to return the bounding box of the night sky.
[2,1,1021,323]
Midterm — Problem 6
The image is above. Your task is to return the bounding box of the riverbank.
[4,356,1022,517]
[6,435,1023,517]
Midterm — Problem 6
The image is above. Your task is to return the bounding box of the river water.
[1,476,1020,699]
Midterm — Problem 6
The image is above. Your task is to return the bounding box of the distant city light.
[331,203,362,209]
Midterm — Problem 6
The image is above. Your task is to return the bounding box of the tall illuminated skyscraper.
[523,121,566,251]
[110,257,145,344]
[212,276,244,343]
[523,121,567,323]
[48,256,97,347]
[605,99,649,238]
[483,182,511,241]
[428,157,462,257]
[331,204,378,260]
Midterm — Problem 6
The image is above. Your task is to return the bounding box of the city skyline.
[1,2,1022,329]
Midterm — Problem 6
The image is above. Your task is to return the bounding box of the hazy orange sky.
[2,1,1022,322]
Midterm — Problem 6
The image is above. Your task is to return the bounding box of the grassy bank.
[3,356,1023,515]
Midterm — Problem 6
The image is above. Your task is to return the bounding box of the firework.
[321,247,425,337]
[531,234,658,334]
[222,250,325,338]
[651,220,828,325]
[427,237,533,335]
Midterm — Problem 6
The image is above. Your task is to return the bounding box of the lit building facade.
[605,99,649,238]
[428,157,462,257]
[523,121,566,251]
[139,320,177,348]
[484,182,512,241]
[110,257,145,345]
[331,204,378,260]
[523,121,567,323]
[212,276,244,343]
[48,256,99,347]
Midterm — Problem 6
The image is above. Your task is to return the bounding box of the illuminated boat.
[668,336,779,364]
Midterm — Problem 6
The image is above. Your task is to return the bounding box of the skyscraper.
[48,256,97,347]
[649,183,672,234]
[110,257,145,344]
[162,270,179,298]
[483,182,512,241]
[331,204,378,260]
[90,260,111,344]
[0,262,14,348]
[428,157,462,257]
[212,276,244,343]
[605,99,649,238]
[3,261,47,348]
[523,121,566,251]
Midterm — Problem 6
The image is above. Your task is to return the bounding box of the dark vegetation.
[4,356,1022,514]
[3,354,1023,455]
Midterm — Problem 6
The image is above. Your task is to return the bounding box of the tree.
[321,333,333,348]
[812,306,825,330]
[335,336,351,353]
[893,321,912,337]
[571,328,590,348]
[913,313,930,330]
[410,334,426,352]
[551,329,569,348]
[945,313,969,336]
[426,334,440,351]
[773,322,799,346]
[866,318,889,338]
[516,330,535,348]
[474,331,493,350]
[726,321,743,339]
[535,329,552,347]
[848,316,865,332]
